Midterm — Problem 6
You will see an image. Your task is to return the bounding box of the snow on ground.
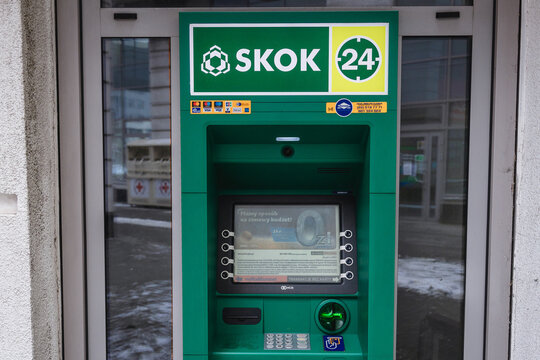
[398,257,464,300]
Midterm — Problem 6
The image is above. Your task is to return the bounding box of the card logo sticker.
[190,100,251,115]
[323,336,345,351]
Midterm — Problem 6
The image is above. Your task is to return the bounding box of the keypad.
[264,333,310,350]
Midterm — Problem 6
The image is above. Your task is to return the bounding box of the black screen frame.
[216,195,358,294]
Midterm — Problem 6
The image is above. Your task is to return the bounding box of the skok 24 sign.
[190,23,389,95]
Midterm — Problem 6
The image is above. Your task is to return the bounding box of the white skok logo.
[280,285,294,291]
[201,45,230,77]
[236,48,320,72]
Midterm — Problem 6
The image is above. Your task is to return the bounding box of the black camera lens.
[281,145,294,158]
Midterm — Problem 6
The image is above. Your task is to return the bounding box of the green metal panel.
[368,193,396,359]
[183,114,396,194]
[264,298,311,333]
[182,193,209,355]
[180,10,398,360]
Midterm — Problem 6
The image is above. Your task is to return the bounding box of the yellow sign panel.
[331,25,388,94]
[326,102,387,114]
[190,100,251,115]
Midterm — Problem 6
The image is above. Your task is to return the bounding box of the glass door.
[398,132,467,359]
[102,38,173,358]
[78,2,493,359]
[397,36,472,359]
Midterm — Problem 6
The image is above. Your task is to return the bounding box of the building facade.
[0,0,538,359]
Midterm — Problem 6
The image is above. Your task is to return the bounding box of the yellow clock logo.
[331,25,388,94]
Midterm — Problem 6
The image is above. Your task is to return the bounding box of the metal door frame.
[57,1,519,359]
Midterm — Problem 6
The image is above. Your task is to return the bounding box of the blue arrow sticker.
[335,98,353,117]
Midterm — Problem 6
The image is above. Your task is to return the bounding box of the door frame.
[57,1,518,359]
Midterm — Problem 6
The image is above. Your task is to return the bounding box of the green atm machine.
[180,11,397,360]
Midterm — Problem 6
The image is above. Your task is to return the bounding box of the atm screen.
[233,205,341,283]
[217,195,357,294]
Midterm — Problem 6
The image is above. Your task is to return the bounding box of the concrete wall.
[0,1,61,359]
[511,0,540,359]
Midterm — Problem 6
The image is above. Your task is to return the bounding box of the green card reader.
[317,300,350,334]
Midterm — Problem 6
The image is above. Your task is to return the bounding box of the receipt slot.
[180,11,398,360]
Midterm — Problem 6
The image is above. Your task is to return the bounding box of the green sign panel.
[193,26,328,94]
[190,23,389,95]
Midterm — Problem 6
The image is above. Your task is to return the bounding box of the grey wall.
[0,1,61,359]
[511,0,540,359]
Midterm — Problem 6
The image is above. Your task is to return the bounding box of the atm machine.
[180,11,398,360]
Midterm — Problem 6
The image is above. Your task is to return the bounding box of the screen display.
[233,204,341,283]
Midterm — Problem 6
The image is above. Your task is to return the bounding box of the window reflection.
[397,37,471,360]
[102,38,172,359]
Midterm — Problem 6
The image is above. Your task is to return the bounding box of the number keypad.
[264,333,310,350]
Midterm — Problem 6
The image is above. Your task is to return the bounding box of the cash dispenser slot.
[222,307,262,325]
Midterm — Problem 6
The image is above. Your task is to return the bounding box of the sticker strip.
[191,100,251,114]
[326,101,387,114]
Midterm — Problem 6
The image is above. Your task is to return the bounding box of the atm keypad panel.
[264,333,311,350]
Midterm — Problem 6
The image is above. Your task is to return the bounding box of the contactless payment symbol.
[335,98,353,117]
[323,336,345,351]
[336,36,381,83]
